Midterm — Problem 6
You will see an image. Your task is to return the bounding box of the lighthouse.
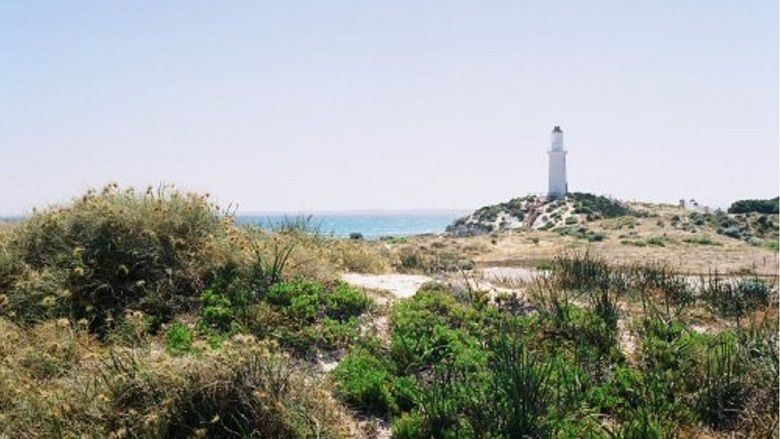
[547,126,568,198]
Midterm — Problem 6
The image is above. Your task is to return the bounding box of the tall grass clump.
[700,274,774,322]
[0,184,239,335]
[696,336,746,430]
[549,252,618,293]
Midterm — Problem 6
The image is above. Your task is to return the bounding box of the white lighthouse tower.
[547,126,568,198]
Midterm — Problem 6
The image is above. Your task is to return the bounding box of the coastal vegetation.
[0,185,777,437]
[332,254,777,437]
[728,197,779,215]
[447,193,642,236]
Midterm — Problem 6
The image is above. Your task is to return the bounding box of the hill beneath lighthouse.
[447,192,639,236]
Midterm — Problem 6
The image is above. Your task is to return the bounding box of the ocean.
[237,211,468,239]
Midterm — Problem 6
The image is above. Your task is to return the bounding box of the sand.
[341,273,432,298]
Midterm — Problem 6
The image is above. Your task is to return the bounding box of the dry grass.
[0,317,357,438]
[392,207,778,276]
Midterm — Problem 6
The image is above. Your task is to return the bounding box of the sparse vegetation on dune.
[447,192,643,236]
[0,186,777,437]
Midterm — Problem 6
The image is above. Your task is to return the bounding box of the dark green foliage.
[696,337,746,430]
[700,275,773,320]
[644,236,666,247]
[253,280,372,355]
[486,330,555,437]
[334,285,637,436]
[332,349,396,416]
[550,252,618,293]
[200,289,235,332]
[570,192,636,219]
[334,255,776,437]
[728,197,779,214]
[682,235,721,246]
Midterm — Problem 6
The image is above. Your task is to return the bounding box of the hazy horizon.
[2,1,778,215]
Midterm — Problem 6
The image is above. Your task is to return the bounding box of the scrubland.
[0,185,777,438]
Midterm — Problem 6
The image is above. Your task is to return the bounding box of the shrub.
[165,322,193,355]
[696,337,747,430]
[266,279,325,307]
[700,276,773,320]
[97,339,351,438]
[569,192,636,219]
[0,185,235,335]
[683,235,722,246]
[728,197,779,214]
[256,280,374,355]
[332,349,396,416]
[645,236,666,247]
[325,283,372,321]
[721,225,744,240]
[200,290,234,332]
[550,252,616,293]
[587,232,605,242]
[487,330,554,437]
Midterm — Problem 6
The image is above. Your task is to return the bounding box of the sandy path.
[341,273,432,298]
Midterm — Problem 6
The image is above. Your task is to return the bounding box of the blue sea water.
[237,211,467,239]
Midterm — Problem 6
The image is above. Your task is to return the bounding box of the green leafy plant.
[165,322,193,355]
[332,349,396,416]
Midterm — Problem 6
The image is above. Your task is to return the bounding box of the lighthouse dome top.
[552,126,562,133]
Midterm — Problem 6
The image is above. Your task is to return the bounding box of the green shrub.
[721,225,743,239]
[257,280,374,355]
[325,283,372,321]
[200,290,234,332]
[392,411,428,439]
[487,330,555,437]
[728,197,779,214]
[319,317,362,348]
[645,236,666,247]
[587,232,605,242]
[332,349,396,416]
[165,322,193,355]
[569,192,636,219]
[682,235,722,246]
[266,279,325,307]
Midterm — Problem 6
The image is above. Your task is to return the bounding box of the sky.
[1,1,777,214]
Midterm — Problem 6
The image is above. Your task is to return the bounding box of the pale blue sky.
[1,1,777,214]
